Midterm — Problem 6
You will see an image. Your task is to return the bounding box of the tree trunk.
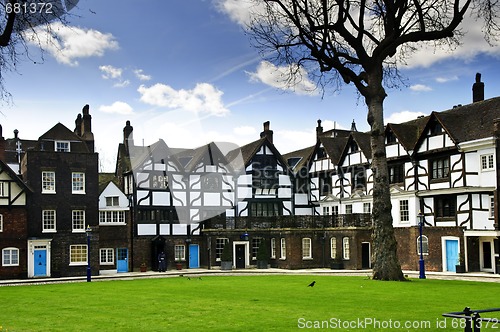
[365,70,405,281]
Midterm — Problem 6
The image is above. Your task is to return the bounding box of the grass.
[1,275,499,331]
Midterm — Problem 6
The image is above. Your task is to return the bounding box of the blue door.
[116,248,128,273]
[189,244,199,268]
[34,249,47,276]
[446,240,459,272]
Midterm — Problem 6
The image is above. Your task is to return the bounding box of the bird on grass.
[307,281,316,287]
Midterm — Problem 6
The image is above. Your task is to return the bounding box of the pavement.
[1,268,500,286]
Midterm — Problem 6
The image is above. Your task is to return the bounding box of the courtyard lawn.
[0,275,499,331]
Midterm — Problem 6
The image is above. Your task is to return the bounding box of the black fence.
[442,307,500,332]
[204,214,373,230]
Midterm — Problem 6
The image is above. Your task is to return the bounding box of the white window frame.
[417,235,429,256]
[400,200,410,223]
[490,195,495,219]
[215,238,229,262]
[42,210,56,233]
[342,237,350,260]
[55,141,70,152]
[99,210,126,225]
[330,237,337,259]
[42,171,56,193]
[280,238,286,260]
[302,238,312,259]
[0,182,6,197]
[72,172,85,194]
[363,202,371,214]
[2,247,19,266]
[345,204,353,214]
[270,238,276,259]
[323,206,330,215]
[105,196,119,207]
[100,248,114,265]
[72,210,85,233]
[175,245,185,261]
[69,245,87,266]
[481,154,495,171]
[0,214,3,232]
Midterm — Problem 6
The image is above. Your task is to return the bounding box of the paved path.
[1,268,499,286]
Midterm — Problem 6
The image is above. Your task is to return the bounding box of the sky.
[2,0,500,172]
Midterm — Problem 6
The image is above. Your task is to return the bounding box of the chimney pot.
[260,121,273,144]
[473,72,484,103]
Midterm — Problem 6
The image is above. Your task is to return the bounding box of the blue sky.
[2,0,500,171]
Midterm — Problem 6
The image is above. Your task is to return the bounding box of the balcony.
[204,214,372,230]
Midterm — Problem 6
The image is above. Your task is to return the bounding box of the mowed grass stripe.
[0,276,498,331]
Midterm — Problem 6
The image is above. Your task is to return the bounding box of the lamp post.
[86,225,92,282]
[417,212,426,279]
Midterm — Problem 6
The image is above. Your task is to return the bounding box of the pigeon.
[307,281,316,287]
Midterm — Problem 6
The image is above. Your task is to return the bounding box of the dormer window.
[55,141,70,152]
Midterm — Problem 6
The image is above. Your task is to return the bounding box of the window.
[400,200,409,223]
[481,154,494,171]
[2,248,19,266]
[99,211,125,224]
[0,182,6,197]
[215,238,229,261]
[430,157,450,180]
[42,210,56,232]
[416,235,429,255]
[332,206,339,215]
[270,238,276,259]
[202,174,221,192]
[0,214,3,232]
[363,203,371,214]
[280,238,286,259]
[302,238,312,259]
[351,167,366,191]
[342,237,350,260]
[250,201,281,217]
[349,140,358,152]
[72,210,85,232]
[55,141,70,152]
[100,248,114,265]
[345,205,352,214]
[389,164,405,184]
[72,172,85,193]
[386,131,397,144]
[430,122,443,135]
[175,245,185,261]
[435,195,456,220]
[251,237,262,260]
[330,237,337,259]
[70,245,87,265]
[42,171,55,193]
[323,206,330,215]
[252,155,278,189]
[490,195,495,219]
[319,172,332,196]
[105,196,119,207]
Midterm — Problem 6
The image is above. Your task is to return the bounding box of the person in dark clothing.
[158,251,166,272]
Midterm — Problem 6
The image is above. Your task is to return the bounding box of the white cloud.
[410,84,432,92]
[113,80,130,88]
[385,110,426,124]
[214,0,263,26]
[247,61,318,96]
[436,76,458,83]
[99,101,134,115]
[137,83,230,117]
[24,22,118,66]
[134,69,152,81]
[233,126,257,136]
[99,65,123,79]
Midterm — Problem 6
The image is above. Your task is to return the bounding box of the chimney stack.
[123,120,134,150]
[350,119,358,132]
[473,72,484,103]
[260,121,273,144]
[316,119,323,139]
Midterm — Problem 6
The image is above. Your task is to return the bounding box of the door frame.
[189,244,200,269]
[441,236,460,272]
[116,248,129,273]
[233,241,249,268]
[361,242,371,269]
[480,238,495,273]
[27,239,52,278]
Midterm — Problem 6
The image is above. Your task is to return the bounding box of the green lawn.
[0,275,499,331]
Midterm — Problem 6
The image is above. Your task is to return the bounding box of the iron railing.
[442,307,500,332]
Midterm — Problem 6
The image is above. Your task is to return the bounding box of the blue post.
[418,213,426,279]
[86,225,92,282]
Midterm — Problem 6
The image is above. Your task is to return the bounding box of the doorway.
[480,239,494,272]
[234,241,249,269]
[189,244,199,268]
[361,242,371,269]
[116,248,128,273]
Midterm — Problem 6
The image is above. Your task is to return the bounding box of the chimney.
[0,124,4,161]
[316,119,323,139]
[350,119,358,132]
[80,105,94,152]
[74,114,82,137]
[123,120,134,150]
[260,121,273,144]
[473,72,484,103]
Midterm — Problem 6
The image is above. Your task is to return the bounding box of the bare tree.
[246,0,499,280]
[0,0,79,102]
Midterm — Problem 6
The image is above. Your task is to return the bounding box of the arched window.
[417,235,429,255]
[2,247,19,266]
